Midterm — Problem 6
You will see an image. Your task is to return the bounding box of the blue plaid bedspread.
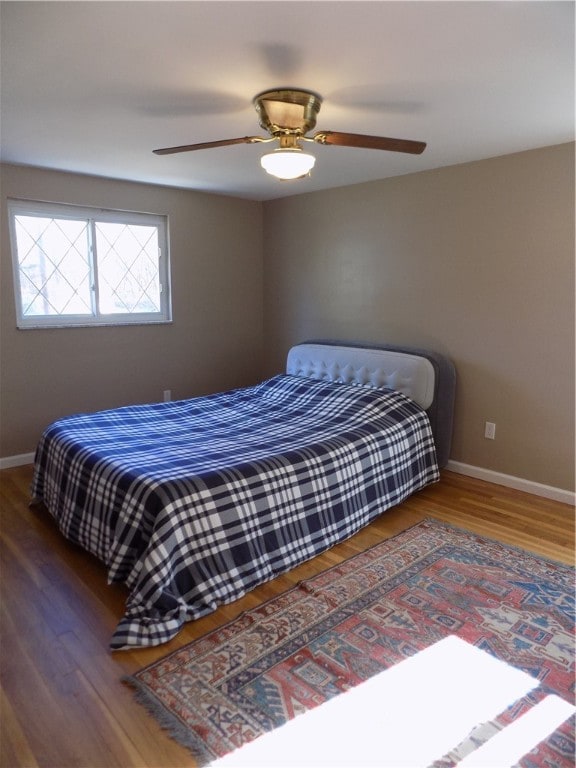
[32,374,439,649]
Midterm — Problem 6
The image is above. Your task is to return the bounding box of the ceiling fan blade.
[153,136,266,155]
[314,131,426,155]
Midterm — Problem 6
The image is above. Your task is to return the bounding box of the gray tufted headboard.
[286,340,456,468]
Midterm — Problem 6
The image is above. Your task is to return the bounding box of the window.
[8,199,171,328]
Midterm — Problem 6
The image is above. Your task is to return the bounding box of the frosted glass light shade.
[260,149,316,180]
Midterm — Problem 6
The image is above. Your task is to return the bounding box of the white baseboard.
[446,460,575,506]
[0,452,35,470]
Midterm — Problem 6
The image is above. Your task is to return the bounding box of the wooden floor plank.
[0,687,40,768]
[0,464,573,767]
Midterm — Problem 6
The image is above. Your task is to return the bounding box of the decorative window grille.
[8,199,171,328]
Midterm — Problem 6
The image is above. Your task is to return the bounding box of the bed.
[32,341,455,650]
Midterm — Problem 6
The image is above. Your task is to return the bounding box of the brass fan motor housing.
[153,87,426,159]
[253,89,323,137]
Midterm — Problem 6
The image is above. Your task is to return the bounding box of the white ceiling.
[1,1,574,201]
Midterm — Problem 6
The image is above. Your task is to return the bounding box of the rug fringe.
[122,675,214,766]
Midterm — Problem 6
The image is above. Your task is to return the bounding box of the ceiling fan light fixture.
[260,148,316,180]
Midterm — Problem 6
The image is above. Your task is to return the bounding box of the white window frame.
[8,199,172,329]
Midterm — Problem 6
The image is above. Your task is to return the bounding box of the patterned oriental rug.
[125,519,575,767]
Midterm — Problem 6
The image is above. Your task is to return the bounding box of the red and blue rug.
[126,519,575,766]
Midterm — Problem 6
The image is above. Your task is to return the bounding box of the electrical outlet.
[484,421,496,440]
[163,389,171,402]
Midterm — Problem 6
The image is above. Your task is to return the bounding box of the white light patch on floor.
[457,694,575,768]
[210,635,574,767]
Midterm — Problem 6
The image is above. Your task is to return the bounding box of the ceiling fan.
[153,88,426,180]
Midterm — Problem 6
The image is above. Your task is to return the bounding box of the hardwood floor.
[1,464,573,768]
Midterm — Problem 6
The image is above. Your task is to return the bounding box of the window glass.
[8,200,171,328]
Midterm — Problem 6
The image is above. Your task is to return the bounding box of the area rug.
[125,519,575,767]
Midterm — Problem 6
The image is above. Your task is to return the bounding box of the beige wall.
[2,145,574,492]
[0,164,264,457]
[262,143,575,492]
